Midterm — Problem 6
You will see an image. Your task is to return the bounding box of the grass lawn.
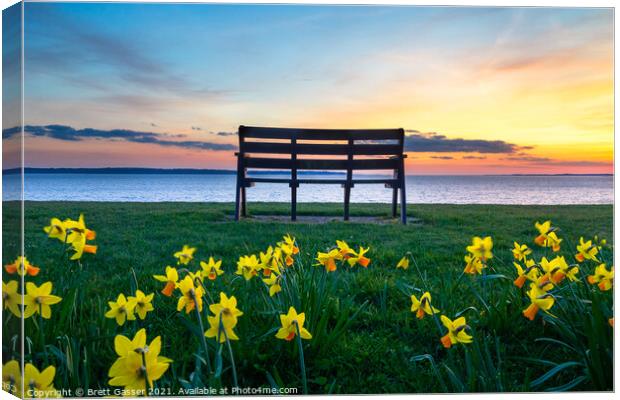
[2,202,614,394]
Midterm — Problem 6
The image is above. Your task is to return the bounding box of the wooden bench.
[234,126,408,224]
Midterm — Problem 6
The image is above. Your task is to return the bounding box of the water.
[2,173,614,204]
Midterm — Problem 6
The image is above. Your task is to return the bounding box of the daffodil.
[108,329,172,393]
[347,246,371,267]
[128,290,154,320]
[22,282,62,319]
[177,276,204,313]
[522,282,555,321]
[575,237,600,263]
[105,293,137,326]
[540,256,577,284]
[2,360,21,395]
[587,264,614,291]
[204,313,239,343]
[275,306,312,341]
[200,257,224,281]
[153,266,179,296]
[209,292,243,326]
[466,236,493,261]
[282,234,299,255]
[64,214,97,260]
[4,256,40,276]
[440,315,473,348]
[2,280,21,317]
[235,254,260,280]
[315,248,342,272]
[410,292,440,319]
[336,240,354,259]
[513,259,538,288]
[396,256,409,270]
[534,221,561,251]
[463,254,484,275]
[263,273,282,296]
[174,245,196,265]
[259,247,281,276]
[24,363,59,398]
[512,242,532,262]
[278,237,297,267]
[43,217,67,241]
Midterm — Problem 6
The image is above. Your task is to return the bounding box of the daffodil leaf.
[531,361,583,388]
[545,375,588,392]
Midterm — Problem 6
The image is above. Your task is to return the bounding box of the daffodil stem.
[218,314,238,388]
[130,267,139,291]
[294,322,308,394]
[411,256,445,336]
[140,350,150,396]
[38,307,49,365]
[191,293,212,375]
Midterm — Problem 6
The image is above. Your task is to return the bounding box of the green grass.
[2,202,614,394]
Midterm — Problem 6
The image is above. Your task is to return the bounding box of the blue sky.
[2,3,613,172]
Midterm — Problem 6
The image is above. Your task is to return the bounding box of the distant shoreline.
[1,167,613,177]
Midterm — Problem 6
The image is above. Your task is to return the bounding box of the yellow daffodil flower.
[105,293,137,326]
[463,254,484,275]
[2,360,21,395]
[64,214,97,260]
[209,292,243,325]
[587,264,614,291]
[200,257,224,281]
[440,315,472,348]
[263,274,282,296]
[575,237,600,263]
[522,282,555,321]
[235,254,259,280]
[153,266,179,296]
[512,242,532,262]
[336,240,354,259]
[259,246,282,276]
[22,282,62,319]
[174,245,196,265]
[24,363,59,398]
[128,290,154,320]
[513,259,538,288]
[410,292,440,319]
[4,256,40,276]
[534,221,561,251]
[466,236,493,261]
[43,217,67,242]
[396,256,409,270]
[609,318,614,327]
[275,306,312,341]
[108,329,172,393]
[315,249,343,272]
[347,246,371,268]
[282,234,299,255]
[205,313,239,343]
[177,276,204,313]
[2,280,21,317]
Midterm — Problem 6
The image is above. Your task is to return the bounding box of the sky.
[2,3,614,174]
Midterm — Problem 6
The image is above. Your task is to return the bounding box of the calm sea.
[2,173,614,204]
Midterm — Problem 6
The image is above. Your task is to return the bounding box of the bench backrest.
[237,126,405,171]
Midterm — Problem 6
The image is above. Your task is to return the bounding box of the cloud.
[430,156,454,160]
[462,155,487,160]
[404,130,527,154]
[3,125,236,151]
[215,131,237,137]
[191,126,202,131]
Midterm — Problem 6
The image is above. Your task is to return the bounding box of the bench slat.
[240,142,402,155]
[240,126,404,140]
[246,177,400,185]
[244,157,399,170]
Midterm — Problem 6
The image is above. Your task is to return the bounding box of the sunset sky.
[2,3,614,174]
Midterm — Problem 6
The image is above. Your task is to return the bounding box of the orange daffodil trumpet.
[588,264,614,291]
[315,249,342,272]
[440,315,473,348]
[410,292,440,319]
[534,220,562,252]
[200,257,224,281]
[153,266,179,296]
[522,283,555,321]
[513,259,538,288]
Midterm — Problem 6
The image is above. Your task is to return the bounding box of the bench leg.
[400,165,407,225]
[241,186,247,217]
[344,185,351,221]
[234,183,241,221]
[291,185,297,221]
[392,187,398,218]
